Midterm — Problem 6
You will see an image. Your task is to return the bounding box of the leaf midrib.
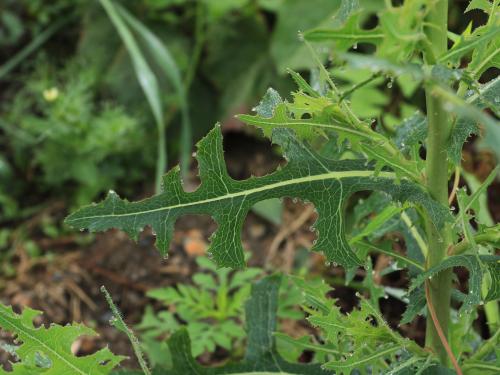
[0,310,88,375]
[68,170,395,222]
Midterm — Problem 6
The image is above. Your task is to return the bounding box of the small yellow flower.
[43,87,59,102]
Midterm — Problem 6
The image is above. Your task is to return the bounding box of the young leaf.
[239,88,421,181]
[439,26,500,66]
[305,1,429,62]
[304,13,384,50]
[66,126,449,269]
[283,277,428,374]
[0,303,124,374]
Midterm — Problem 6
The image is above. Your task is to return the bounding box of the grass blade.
[116,3,192,179]
[0,17,69,80]
[99,0,166,193]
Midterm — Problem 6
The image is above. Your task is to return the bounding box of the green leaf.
[305,1,428,62]
[465,0,495,13]
[239,88,421,181]
[285,276,428,374]
[439,25,500,66]
[114,3,192,178]
[400,287,426,325]
[99,0,167,193]
[484,259,500,302]
[270,0,342,72]
[163,275,331,374]
[304,12,384,49]
[251,198,283,225]
[394,112,427,155]
[454,167,499,227]
[66,125,449,269]
[0,303,124,374]
[440,77,500,164]
[408,255,500,314]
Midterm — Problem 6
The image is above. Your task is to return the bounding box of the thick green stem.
[423,0,453,366]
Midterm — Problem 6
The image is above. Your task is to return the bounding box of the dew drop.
[353,43,358,50]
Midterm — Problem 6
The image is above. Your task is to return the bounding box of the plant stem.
[423,0,453,366]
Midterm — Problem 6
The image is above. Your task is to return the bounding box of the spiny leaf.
[305,1,428,62]
[284,277,427,374]
[286,69,320,98]
[408,255,500,314]
[239,89,421,181]
[454,166,499,227]
[0,303,124,374]
[395,112,427,153]
[465,0,495,14]
[485,259,500,301]
[323,344,400,374]
[332,0,360,27]
[304,13,384,50]
[400,286,426,325]
[66,126,449,269]
[443,76,500,164]
[163,275,331,374]
[439,24,500,66]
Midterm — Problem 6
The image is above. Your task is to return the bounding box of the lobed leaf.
[0,303,124,374]
[66,125,449,269]
[408,255,500,314]
[282,277,428,374]
[447,76,500,164]
[239,88,421,181]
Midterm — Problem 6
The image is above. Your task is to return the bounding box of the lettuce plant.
[1,0,499,374]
